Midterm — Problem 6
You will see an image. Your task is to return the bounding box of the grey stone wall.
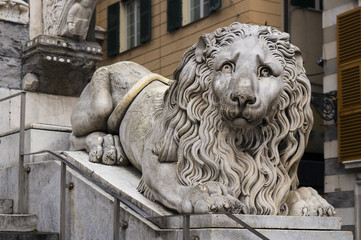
[322,0,359,237]
[0,21,29,89]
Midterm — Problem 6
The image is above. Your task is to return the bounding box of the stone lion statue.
[70,23,335,216]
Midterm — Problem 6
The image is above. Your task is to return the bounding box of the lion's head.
[154,23,313,215]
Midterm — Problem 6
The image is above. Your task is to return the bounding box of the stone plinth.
[22,35,102,96]
[61,151,353,240]
[0,151,354,239]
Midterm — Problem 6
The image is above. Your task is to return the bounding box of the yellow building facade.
[95,0,282,79]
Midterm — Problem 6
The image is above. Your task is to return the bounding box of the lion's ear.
[195,34,210,63]
[294,48,304,76]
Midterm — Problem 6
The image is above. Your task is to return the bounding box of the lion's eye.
[221,63,233,73]
[259,66,272,78]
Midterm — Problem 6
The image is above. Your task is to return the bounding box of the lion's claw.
[286,187,335,217]
[89,145,103,163]
[182,182,244,213]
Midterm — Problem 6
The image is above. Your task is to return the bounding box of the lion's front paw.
[286,187,336,217]
[181,182,244,214]
[87,133,129,166]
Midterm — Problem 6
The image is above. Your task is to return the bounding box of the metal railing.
[0,91,269,240]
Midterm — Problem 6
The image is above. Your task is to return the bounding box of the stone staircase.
[0,199,58,240]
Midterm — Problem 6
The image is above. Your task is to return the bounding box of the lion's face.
[212,36,284,128]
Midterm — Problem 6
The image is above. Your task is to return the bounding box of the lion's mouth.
[222,107,264,127]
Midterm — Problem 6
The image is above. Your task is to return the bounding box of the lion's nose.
[230,92,256,107]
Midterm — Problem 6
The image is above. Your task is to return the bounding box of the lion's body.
[70,23,335,216]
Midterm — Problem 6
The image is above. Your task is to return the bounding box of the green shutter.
[140,0,152,43]
[167,0,182,31]
[209,0,221,13]
[107,2,120,57]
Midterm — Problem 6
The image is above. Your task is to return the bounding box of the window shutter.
[167,0,182,31]
[209,0,221,13]
[107,2,120,57]
[337,7,361,162]
[140,0,152,43]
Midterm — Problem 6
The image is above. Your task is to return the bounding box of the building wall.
[322,0,360,237]
[95,0,281,79]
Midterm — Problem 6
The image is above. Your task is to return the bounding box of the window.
[107,0,151,55]
[167,0,221,31]
[291,0,322,11]
[190,0,210,22]
[126,0,140,49]
[337,7,361,162]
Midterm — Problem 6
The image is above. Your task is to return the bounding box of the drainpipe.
[284,0,289,33]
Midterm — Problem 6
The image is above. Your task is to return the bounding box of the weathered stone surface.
[0,214,37,231]
[57,0,97,40]
[0,199,13,214]
[22,35,102,96]
[0,57,21,89]
[63,151,172,218]
[0,232,59,240]
[0,125,71,168]
[0,21,29,89]
[0,0,29,24]
[22,73,39,91]
[0,90,78,132]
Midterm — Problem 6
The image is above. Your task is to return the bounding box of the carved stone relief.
[57,0,97,39]
[0,0,29,24]
[43,0,65,36]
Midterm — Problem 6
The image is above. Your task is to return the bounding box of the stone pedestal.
[22,35,102,96]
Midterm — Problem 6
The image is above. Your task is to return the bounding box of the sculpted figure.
[58,0,95,38]
[70,23,335,216]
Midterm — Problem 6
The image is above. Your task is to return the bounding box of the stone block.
[336,208,356,226]
[0,57,22,89]
[325,174,357,193]
[323,2,355,29]
[0,199,13,214]
[0,214,37,232]
[0,21,29,90]
[0,124,71,168]
[22,35,102,96]
[0,165,18,212]
[324,140,338,159]
[0,90,78,133]
[0,21,29,58]
[0,232,59,240]
[323,41,337,61]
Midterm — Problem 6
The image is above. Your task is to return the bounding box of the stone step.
[0,232,59,240]
[0,199,13,214]
[0,214,37,232]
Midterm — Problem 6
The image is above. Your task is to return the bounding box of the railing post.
[183,214,190,240]
[60,162,66,240]
[18,92,26,213]
[113,197,120,240]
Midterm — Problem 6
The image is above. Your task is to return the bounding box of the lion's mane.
[153,23,313,215]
